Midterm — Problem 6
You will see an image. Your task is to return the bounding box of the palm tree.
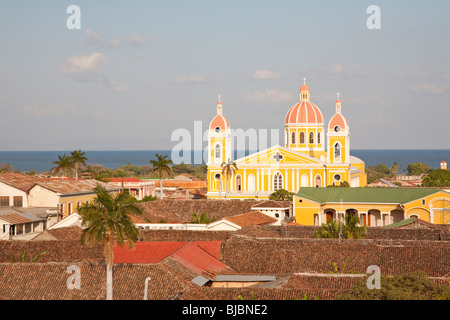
[50,154,73,178]
[221,159,238,199]
[79,185,143,300]
[149,154,173,200]
[342,213,368,239]
[70,149,88,180]
[314,219,342,238]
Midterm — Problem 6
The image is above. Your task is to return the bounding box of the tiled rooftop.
[224,211,278,228]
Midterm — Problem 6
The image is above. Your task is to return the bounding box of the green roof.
[384,218,415,228]
[295,187,445,205]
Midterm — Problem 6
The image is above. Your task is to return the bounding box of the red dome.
[210,114,230,131]
[285,101,324,125]
[300,84,309,91]
[328,113,348,131]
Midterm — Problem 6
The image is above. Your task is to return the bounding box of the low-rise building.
[105,178,155,200]
[294,187,450,226]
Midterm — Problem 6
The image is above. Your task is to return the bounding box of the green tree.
[50,154,73,178]
[315,213,367,239]
[221,159,238,200]
[269,189,294,201]
[150,154,173,200]
[422,169,450,187]
[342,213,368,239]
[406,162,431,176]
[191,212,216,224]
[390,162,399,176]
[314,218,341,238]
[70,149,88,180]
[337,271,450,300]
[79,185,143,300]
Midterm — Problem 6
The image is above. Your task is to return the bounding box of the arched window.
[317,132,321,144]
[235,174,242,192]
[299,132,305,144]
[309,132,314,144]
[334,143,341,159]
[291,132,295,144]
[273,172,283,191]
[215,144,221,159]
[315,175,322,187]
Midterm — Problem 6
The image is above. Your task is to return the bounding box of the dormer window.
[334,126,341,132]
[215,126,221,133]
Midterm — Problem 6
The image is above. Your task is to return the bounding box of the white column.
[310,169,313,187]
[257,169,260,192]
[243,169,247,191]
[268,169,271,192]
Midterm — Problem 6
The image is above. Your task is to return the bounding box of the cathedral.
[206,80,367,199]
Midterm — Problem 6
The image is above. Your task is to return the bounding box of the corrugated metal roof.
[34,179,120,195]
[0,208,48,224]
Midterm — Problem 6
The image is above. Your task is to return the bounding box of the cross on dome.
[303,77,306,85]
[218,94,221,102]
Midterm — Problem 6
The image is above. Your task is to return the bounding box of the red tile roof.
[113,242,189,264]
[224,211,277,228]
[113,241,225,276]
[172,243,226,276]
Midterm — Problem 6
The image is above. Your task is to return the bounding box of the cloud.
[61,52,107,77]
[304,64,363,80]
[125,34,147,47]
[252,69,282,80]
[101,74,128,92]
[410,83,443,95]
[24,103,76,117]
[85,28,121,48]
[245,88,293,103]
[173,74,219,85]
[84,28,147,48]
[61,53,127,91]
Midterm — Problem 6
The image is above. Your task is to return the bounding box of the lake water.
[0,149,449,173]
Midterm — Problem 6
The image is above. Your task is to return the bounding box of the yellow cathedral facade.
[206,80,367,199]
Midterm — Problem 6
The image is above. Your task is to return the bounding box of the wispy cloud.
[61,52,107,78]
[305,63,364,80]
[252,69,282,80]
[410,83,444,95]
[125,34,147,47]
[84,28,147,48]
[24,103,77,117]
[61,52,127,91]
[85,28,121,48]
[245,88,293,103]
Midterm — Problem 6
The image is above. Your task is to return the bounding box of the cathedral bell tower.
[327,94,350,164]
[208,95,231,165]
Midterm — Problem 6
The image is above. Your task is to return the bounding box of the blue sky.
[0,1,449,151]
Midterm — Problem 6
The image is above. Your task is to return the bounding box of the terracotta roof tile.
[224,211,277,228]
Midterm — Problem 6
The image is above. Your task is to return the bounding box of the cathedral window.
[215,126,221,133]
[317,132,321,144]
[235,174,242,192]
[273,172,283,191]
[334,143,341,159]
[315,175,322,187]
[309,132,314,144]
[299,132,305,144]
[215,144,221,159]
[291,132,295,144]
